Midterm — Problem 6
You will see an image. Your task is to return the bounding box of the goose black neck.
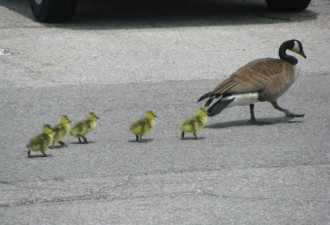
[279,42,298,65]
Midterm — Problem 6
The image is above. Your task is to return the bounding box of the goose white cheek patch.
[292,41,300,53]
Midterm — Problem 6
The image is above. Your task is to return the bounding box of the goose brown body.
[205,58,296,103]
[198,39,306,123]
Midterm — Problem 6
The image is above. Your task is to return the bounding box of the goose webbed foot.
[271,101,305,118]
[285,112,305,118]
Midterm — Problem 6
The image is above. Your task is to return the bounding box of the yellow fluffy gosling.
[27,124,53,157]
[180,108,207,140]
[130,111,156,143]
[51,115,71,149]
[70,112,99,143]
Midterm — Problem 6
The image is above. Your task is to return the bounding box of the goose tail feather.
[207,98,234,117]
[197,92,211,103]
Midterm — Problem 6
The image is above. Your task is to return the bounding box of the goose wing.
[198,58,290,105]
[214,58,286,94]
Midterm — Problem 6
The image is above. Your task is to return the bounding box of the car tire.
[29,0,78,22]
[265,0,311,12]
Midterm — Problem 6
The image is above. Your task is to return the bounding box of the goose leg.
[250,104,271,125]
[181,131,185,140]
[193,133,198,140]
[59,141,66,146]
[78,136,82,143]
[138,135,143,143]
[28,150,31,158]
[135,135,139,142]
[51,141,55,149]
[271,101,305,117]
[249,104,257,124]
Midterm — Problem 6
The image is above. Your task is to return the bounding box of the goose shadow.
[128,138,154,143]
[206,117,303,129]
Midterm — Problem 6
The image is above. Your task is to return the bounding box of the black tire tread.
[30,0,78,23]
[265,0,311,12]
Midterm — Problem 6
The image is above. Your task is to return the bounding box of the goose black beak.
[301,51,307,59]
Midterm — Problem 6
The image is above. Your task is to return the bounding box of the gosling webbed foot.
[138,135,143,143]
[193,133,198,140]
[82,136,88,144]
[58,141,66,146]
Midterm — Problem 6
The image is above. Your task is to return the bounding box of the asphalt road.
[0,0,329,224]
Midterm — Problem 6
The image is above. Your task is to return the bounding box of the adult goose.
[198,39,306,124]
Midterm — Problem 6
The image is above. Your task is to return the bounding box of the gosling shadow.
[27,154,53,158]
[51,144,68,149]
[128,138,154,143]
[70,141,96,144]
[206,117,303,129]
[180,136,206,140]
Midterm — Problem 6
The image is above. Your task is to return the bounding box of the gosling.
[130,111,156,143]
[51,115,71,149]
[27,124,53,157]
[180,108,208,140]
[70,112,99,143]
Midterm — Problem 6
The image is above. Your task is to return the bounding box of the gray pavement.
[0,0,329,224]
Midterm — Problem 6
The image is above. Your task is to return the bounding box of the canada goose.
[198,39,306,123]
[51,115,71,149]
[180,108,208,140]
[130,111,156,143]
[70,112,99,143]
[27,124,53,157]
